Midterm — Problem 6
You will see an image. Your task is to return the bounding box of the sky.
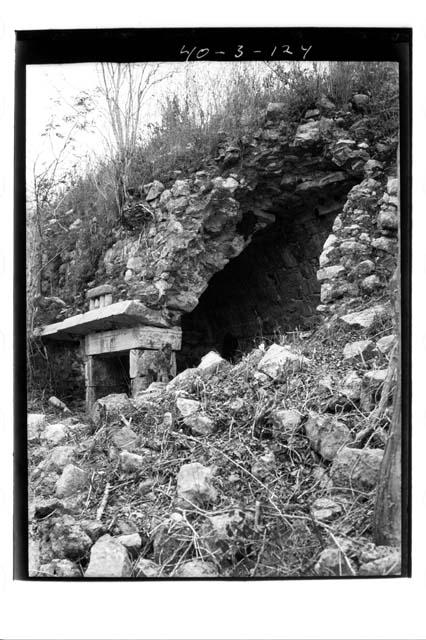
[26,59,279,200]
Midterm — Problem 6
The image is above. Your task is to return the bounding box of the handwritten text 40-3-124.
[179,44,313,61]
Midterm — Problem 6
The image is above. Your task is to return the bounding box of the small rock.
[343,339,375,363]
[50,515,92,560]
[28,413,47,443]
[91,393,134,427]
[269,409,302,438]
[176,462,217,508]
[134,558,161,577]
[360,369,388,411]
[42,423,68,446]
[46,445,76,471]
[120,451,145,473]
[360,274,382,294]
[293,120,321,146]
[80,519,105,542]
[52,559,82,577]
[359,552,401,576]
[311,497,343,522]
[330,447,384,491]
[315,546,356,576]
[176,397,201,418]
[340,305,387,329]
[257,344,309,381]
[352,93,370,109]
[28,539,40,576]
[372,237,396,253]
[305,108,320,119]
[112,427,139,451]
[251,451,276,478]
[171,179,191,198]
[387,177,399,196]
[197,351,229,377]
[55,464,88,498]
[358,544,401,576]
[317,265,345,282]
[174,559,219,577]
[184,413,215,436]
[316,95,335,111]
[116,533,142,553]
[378,210,398,231]
[48,396,71,413]
[353,259,375,277]
[85,534,132,578]
[305,413,352,461]
[340,371,362,401]
[166,368,201,393]
[266,102,285,117]
[32,497,66,519]
[377,334,396,355]
[145,180,165,201]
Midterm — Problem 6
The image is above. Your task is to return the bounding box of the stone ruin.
[35,102,399,410]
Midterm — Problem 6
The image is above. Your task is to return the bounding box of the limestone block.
[56,464,89,498]
[176,462,217,508]
[330,447,384,491]
[343,339,375,363]
[305,413,352,461]
[257,344,309,380]
[85,535,132,578]
[174,559,219,577]
[340,305,388,329]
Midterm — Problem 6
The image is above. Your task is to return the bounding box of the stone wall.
[36,97,399,380]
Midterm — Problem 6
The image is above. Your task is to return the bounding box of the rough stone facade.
[35,99,398,377]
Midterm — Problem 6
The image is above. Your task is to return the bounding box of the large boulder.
[257,344,309,381]
[330,447,384,491]
[91,393,134,427]
[176,463,217,508]
[55,464,89,498]
[85,534,132,577]
[305,413,352,461]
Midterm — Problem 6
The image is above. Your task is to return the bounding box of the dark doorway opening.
[92,351,130,400]
[177,205,339,371]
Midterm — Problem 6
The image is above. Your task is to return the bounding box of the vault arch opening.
[177,204,340,371]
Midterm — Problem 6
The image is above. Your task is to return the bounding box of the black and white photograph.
[21,31,410,582]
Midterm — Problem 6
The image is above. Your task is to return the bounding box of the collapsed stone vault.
[35,105,395,408]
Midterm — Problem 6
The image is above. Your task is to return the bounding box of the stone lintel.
[86,284,115,299]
